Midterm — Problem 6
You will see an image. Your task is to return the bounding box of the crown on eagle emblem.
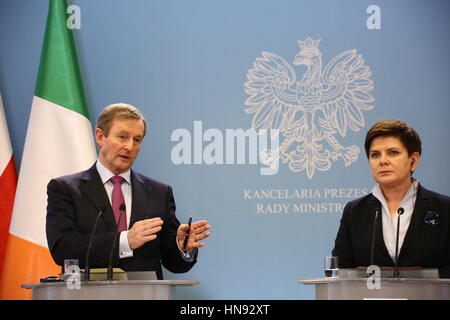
[298,37,321,49]
[297,37,321,55]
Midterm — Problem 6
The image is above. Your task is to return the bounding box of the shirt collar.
[96,160,131,185]
[371,178,419,206]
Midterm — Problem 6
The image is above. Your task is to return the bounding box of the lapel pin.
[424,211,440,227]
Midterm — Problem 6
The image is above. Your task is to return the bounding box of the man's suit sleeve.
[332,202,356,268]
[46,178,117,268]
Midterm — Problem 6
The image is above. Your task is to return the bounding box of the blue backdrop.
[1,0,449,299]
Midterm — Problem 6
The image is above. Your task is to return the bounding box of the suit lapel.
[79,164,117,232]
[399,184,431,260]
[130,170,153,227]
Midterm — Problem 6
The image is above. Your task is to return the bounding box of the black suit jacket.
[332,184,450,278]
[46,163,197,279]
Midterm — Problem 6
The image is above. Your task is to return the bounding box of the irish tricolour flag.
[0,0,96,299]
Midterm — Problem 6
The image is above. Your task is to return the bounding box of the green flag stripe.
[35,0,89,118]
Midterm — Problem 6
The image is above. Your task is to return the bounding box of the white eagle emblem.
[244,38,375,178]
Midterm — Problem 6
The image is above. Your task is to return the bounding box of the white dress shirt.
[371,179,419,262]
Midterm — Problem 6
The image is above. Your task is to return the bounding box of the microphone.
[370,208,380,266]
[107,203,126,280]
[393,207,405,277]
[84,208,104,281]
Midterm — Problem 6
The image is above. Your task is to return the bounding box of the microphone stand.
[107,204,126,280]
[370,209,380,266]
[393,207,405,277]
[84,209,103,281]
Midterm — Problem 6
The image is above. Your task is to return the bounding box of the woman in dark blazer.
[332,120,450,278]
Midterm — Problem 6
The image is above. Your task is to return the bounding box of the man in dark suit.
[332,120,450,278]
[46,103,210,279]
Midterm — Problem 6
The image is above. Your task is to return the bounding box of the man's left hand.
[177,220,211,252]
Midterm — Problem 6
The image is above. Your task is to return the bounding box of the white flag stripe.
[0,94,13,173]
[9,96,96,247]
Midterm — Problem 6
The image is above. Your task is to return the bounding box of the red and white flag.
[0,92,18,279]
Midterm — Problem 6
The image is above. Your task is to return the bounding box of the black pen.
[182,216,192,250]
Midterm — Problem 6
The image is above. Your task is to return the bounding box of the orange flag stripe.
[0,234,60,300]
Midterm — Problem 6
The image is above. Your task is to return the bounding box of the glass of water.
[63,259,79,278]
[324,256,339,277]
